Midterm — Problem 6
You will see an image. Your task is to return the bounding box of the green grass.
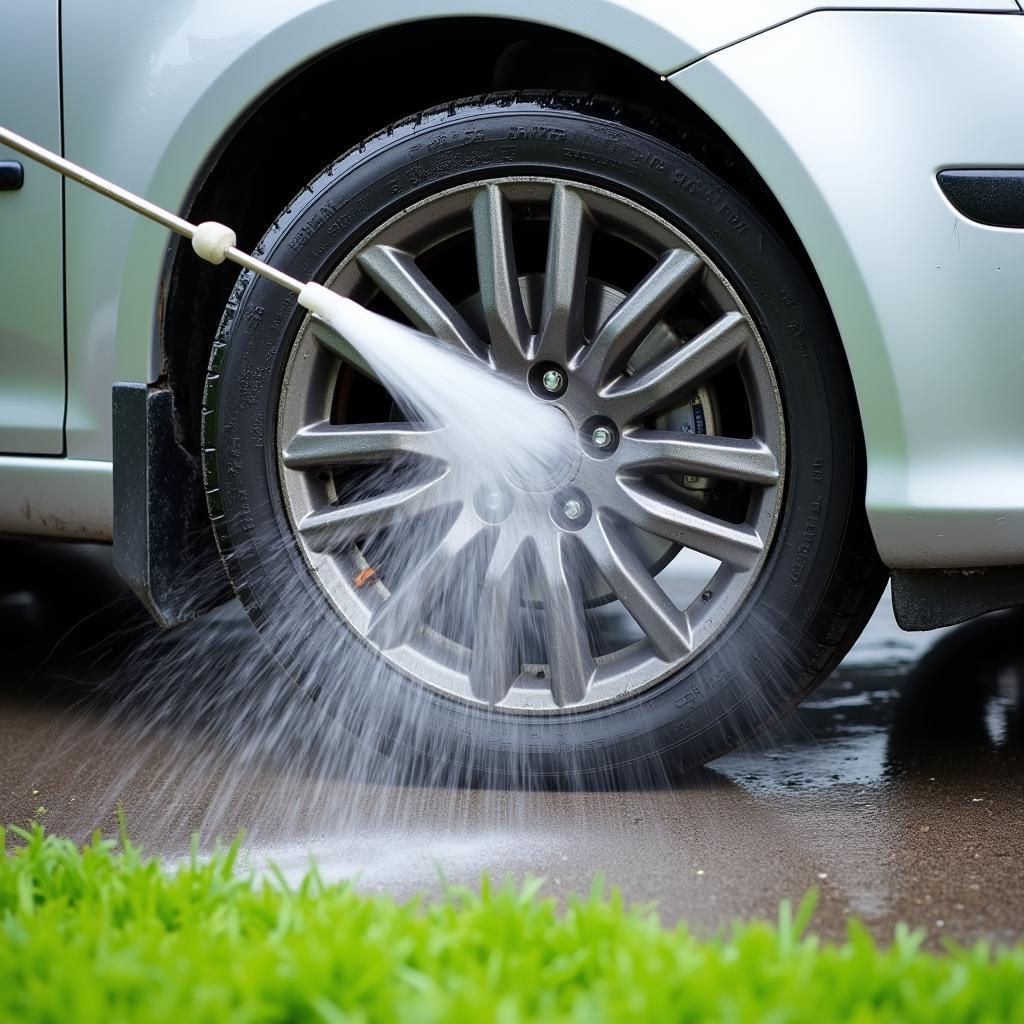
[2,824,1023,1023]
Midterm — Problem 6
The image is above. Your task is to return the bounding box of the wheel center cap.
[502,406,579,493]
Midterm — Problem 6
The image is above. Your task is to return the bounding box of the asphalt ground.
[2,540,1022,945]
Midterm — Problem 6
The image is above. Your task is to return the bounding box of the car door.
[0,2,65,454]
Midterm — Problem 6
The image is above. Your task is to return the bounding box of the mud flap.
[892,566,1024,631]
[112,382,230,627]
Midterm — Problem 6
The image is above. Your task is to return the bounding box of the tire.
[202,93,887,782]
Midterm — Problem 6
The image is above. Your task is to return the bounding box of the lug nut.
[591,425,615,449]
[562,498,585,521]
[541,369,565,393]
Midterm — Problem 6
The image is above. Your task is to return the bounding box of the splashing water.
[46,289,736,854]
[289,289,609,709]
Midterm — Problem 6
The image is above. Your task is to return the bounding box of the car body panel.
[2,1,1022,568]
[0,1,65,455]
[0,455,111,540]
[674,11,1024,566]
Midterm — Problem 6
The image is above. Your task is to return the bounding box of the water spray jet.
[0,122,573,534]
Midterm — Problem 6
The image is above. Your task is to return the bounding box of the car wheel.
[202,94,887,781]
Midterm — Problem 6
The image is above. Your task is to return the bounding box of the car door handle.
[0,161,24,190]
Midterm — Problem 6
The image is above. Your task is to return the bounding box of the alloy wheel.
[277,178,785,713]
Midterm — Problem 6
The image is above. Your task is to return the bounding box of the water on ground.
[2,540,1021,946]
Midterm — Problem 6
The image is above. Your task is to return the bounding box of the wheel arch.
[157,16,837,457]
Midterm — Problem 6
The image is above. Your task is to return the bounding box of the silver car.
[2,1,1022,778]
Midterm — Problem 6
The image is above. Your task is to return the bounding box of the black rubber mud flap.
[112,382,230,627]
[892,566,1024,630]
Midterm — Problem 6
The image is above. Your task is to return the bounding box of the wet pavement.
[1,540,1022,945]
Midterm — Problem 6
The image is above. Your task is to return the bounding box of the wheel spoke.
[282,422,446,470]
[308,315,377,380]
[602,311,751,422]
[469,531,528,704]
[472,185,531,365]
[296,470,453,552]
[367,509,478,649]
[615,478,764,571]
[616,431,779,486]
[574,248,702,385]
[584,513,691,662]
[534,184,592,364]
[536,535,596,706]
[357,244,489,361]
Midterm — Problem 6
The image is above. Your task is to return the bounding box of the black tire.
[202,93,887,781]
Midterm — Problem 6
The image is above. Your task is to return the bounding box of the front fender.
[674,10,1024,568]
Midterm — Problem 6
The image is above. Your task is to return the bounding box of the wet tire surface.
[204,95,886,779]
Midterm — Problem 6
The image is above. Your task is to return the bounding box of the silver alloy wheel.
[277,178,785,713]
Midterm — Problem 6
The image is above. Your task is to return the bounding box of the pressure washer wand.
[0,124,365,361]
